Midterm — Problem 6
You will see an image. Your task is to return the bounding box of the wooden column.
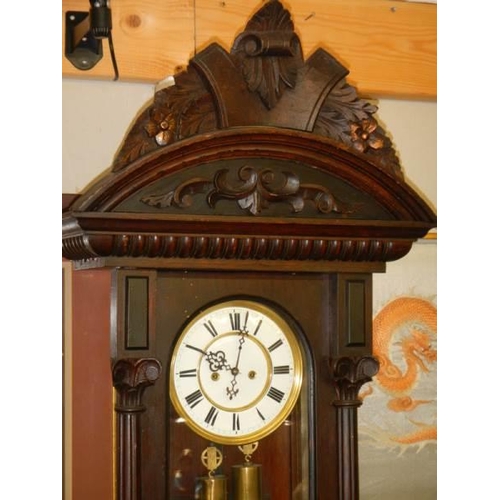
[325,356,379,500]
[112,358,162,500]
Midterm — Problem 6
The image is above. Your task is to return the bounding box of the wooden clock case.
[62,2,436,499]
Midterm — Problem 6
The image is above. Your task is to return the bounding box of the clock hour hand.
[205,350,231,372]
[187,344,231,372]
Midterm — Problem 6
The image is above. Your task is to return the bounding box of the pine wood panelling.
[62,0,436,98]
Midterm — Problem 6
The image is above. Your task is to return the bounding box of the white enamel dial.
[169,300,303,445]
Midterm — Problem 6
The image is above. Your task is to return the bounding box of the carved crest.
[232,0,302,109]
[112,0,401,178]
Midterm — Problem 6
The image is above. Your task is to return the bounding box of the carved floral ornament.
[146,108,177,147]
[349,119,385,153]
[144,95,388,156]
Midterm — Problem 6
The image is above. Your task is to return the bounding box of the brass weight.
[232,442,262,500]
[232,462,263,500]
[198,475,227,500]
[198,446,227,500]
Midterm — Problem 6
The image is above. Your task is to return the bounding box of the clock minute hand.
[233,339,244,371]
[234,322,250,371]
[226,327,248,399]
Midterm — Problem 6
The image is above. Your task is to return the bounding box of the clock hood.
[62,0,436,270]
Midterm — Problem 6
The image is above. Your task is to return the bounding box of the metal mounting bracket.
[65,11,103,71]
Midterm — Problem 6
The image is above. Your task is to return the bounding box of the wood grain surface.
[62,0,436,98]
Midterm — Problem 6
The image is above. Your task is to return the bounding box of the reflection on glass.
[173,448,195,498]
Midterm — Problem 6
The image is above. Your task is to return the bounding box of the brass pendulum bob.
[232,442,262,500]
[197,446,227,500]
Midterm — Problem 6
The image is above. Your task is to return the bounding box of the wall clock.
[62,2,436,499]
[143,273,320,499]
[169,299,303,446]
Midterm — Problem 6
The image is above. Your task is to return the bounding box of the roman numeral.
[253,319,262,336]
[204,320,219,337]
[256,408,265,421]
[232,413,240,432]
[267,386,285,403]
[230,312,241,331]
[185,389,204,408]
[204,406,219,426]
[273,365,290,375]
[185,344,206,355]
[268,339,283,352]
[179,368,197,378]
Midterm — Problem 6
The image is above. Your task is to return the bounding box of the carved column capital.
[112,358,161,500]
[112,358,162,411]
[324,356,379,406]
[323,355,379,499]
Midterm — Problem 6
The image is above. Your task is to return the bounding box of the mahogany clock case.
[62,2,436,499]
[113,268,373,499]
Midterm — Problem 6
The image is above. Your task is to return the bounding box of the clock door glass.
[168,299,312,499]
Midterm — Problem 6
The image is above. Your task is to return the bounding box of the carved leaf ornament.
[233,0,302,109]
[141,165,354,216]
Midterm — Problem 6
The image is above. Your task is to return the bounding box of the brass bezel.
[169,299,304,445]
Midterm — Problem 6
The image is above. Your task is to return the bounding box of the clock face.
[169,300,303,445]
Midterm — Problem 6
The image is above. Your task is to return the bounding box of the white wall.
[62,80,156,194]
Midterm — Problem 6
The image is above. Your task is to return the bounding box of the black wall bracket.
[65,11,103,71]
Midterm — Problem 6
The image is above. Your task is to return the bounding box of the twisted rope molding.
[62,233,413,262]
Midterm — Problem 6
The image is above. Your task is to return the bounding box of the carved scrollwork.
[141,177,211,209]
[323,356,379,405]
[299,185,354,215]
[232,0,302,109]
[209,166,300,214]
[140,165,353,216]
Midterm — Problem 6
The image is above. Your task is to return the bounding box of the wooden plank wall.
[62,0,436,98]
